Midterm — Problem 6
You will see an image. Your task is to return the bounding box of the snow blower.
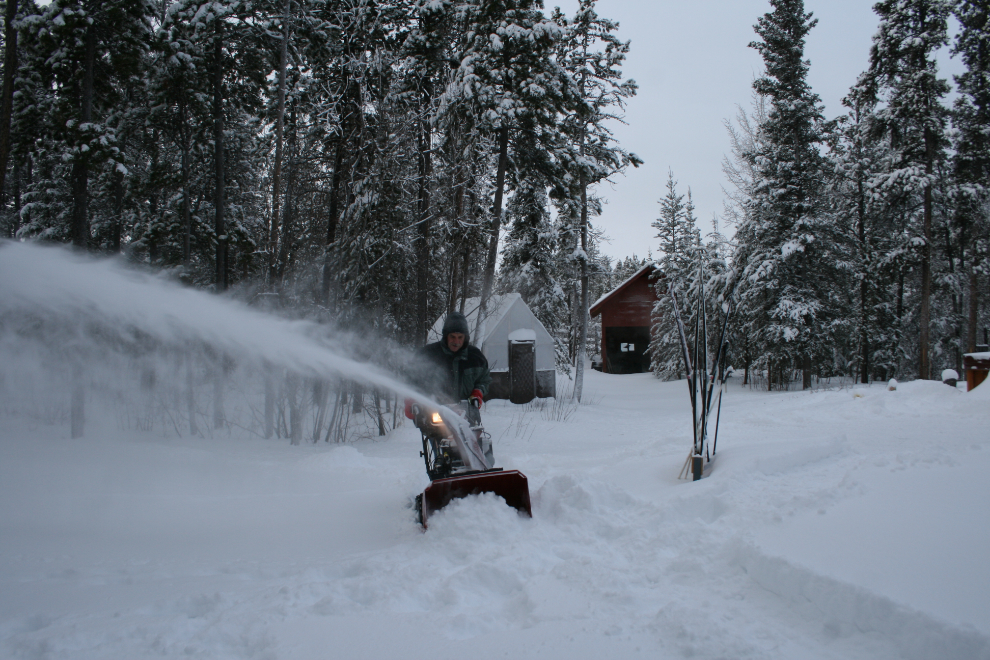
[412,401,532,527]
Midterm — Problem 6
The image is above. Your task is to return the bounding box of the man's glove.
[469,389,484,409]
[404,398,415,419]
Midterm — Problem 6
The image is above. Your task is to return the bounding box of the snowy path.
[2,372,989,659]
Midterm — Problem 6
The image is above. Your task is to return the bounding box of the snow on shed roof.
[590,264,660,317]
[428,293,521,344]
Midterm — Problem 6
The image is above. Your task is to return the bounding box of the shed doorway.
[604,326,651,374]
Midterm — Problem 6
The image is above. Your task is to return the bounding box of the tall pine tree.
[952,0,990,353]
[730,0,832,390]
[865,0,951,379]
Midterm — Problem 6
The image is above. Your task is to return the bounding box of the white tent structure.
[428,293,555,399]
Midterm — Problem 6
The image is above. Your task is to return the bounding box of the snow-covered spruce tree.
[7,1,48,239]
[447,0,569,344]
[720,93,766,386]
[649,170,701,379]
[15,0,153,249]
[730,0,833,390]
[322,2,463,344]
[149,0,266,288]
[395,0,450,344]
[825,81,907,383]
[307,0,384,307]
[864,0,951,379]
[145,0,216,273]
[557,220,615,368]
[552,0,639,401]
[264,0,293,287]
[952,0,990,353]
[497,152,570,369]
[0,0,19,225]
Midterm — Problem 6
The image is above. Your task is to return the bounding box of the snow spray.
[0,242,475,447]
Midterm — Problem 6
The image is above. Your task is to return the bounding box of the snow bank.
[508,328,537,342]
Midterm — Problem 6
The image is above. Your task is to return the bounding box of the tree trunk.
[320,136,345,304]
[10,157,18,237]
[213,15,227,290]
[287,373,301,445]
[918,126,934,379]
[447,249,459,316]
[71,362,84,438]
[573,161,590,403]
[264,369,275,439]
[374,389,385,436]
[111,169,123,253]
[186,352,198,436]
[896,267,905,324]
[179,102,193,264]
[212,359,224,430]
[945,224,962,372]
[475,126,509,341]
[415,93,433,345]
[351,382,363,413]
[71,22,96,250]
[268,0,290,284]
[460,238,470,314]
[447,134,468,315]
[0,0,17,205]
[276,107,297,279]
[858,173,869,384]
[969,269,979,353]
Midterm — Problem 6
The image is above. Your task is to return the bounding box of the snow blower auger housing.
[412,401,532,527]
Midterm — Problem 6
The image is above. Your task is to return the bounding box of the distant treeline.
[651,0,990,389]
[0,0,638,380]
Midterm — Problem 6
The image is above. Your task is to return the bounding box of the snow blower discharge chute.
[412,401,532,527]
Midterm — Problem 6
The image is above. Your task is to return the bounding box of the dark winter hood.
[441,312,470,346]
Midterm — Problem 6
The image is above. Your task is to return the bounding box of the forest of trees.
[651,0,990,390]
[2,0,988,403]
[0,0,638,389]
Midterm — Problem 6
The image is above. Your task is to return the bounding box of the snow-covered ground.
[2,369,988,660]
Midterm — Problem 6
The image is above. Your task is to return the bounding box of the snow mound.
[507,328,537,342]
[968,378,990,400]
[734,544,990,660]
[303,445,374,472]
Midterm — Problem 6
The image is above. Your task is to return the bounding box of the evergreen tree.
[497,171,569,367]
[446,0,569,342]
[0,0,19,215]
[552,0,639,401]
[826,82,905,383]
[952,0,990,353]
[15,0,153,249]
[865,0,951,379]
[649,171,701,379]
[730,0,832,390]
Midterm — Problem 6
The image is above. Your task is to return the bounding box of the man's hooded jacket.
[411,312,491,402]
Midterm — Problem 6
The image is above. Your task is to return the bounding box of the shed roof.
[590,264,660,317]
[428,293,521,345]
[429,293,555,372]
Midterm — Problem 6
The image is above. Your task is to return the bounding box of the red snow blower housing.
[412,401,531,527]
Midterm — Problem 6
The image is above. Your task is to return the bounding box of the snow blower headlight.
[431,412,443,425]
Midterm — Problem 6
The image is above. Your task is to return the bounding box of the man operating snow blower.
[405,311,531,527]
[406,312,490,421]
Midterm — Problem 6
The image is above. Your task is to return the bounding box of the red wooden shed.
[963,352,990,391]
[589,265,663,374]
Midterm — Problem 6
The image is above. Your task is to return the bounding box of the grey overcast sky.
[552,0,965,263]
